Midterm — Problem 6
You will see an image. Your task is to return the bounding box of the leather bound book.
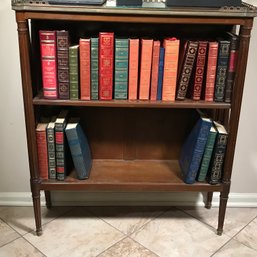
[57,30,70,99]
[192,41,208,101]
[176,41,199,100]
[47,120,57,179]
[162,38,180,101]
[139,39,153,100]
[150,40,161,100]
[69,45,79,100]
[204,41,219,102]
[80,39,91,100]
[99,32,114,100]
[214,40,231,102]
[39,30,58,99]
[128,38,139,100]
[225,32,239,103]
[36,123,49,180]
[91,37,99,100]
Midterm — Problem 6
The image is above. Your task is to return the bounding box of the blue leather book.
[65,120,92,180]
[157,47,165,100]
[179,114,212,184]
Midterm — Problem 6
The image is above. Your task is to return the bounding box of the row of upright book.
[36,110,92,180]
[179,110,228,184]
[40,30,238,102]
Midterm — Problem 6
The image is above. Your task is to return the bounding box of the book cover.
[114,38,129,99]
[69,45,79,100]
[57,30,70,99]
[197,124,217,182]
[179,113,212,184]
[176,41,199,100]
[162,38,180,101]
[157,47,165,100]
[47,119,57,179]
[99,32,114,100]
[36,123,49,180]
[65,120,92,179]
[150,40,161,100]
[139,39,153,100]
[224,32,239,103]
[128,38,139,100]
[39,30,58,99]
[80,38,91,100]
[214,40,231,102]
[91,37,99,100]
[207,121,228,185]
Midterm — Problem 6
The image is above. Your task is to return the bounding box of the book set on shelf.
[39,29,238,103]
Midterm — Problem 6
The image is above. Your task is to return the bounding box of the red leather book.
[128,38,139,100]
[150,40,161,100]
[99,32,114,100]
[162,38,180,101]
[39,30,58,99]
[80,39,91,100]
[204,41,219,102]
[36,123,48,180]
[192,41,208,100]
[139,39,153,100]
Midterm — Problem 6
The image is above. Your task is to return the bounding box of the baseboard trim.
[1,192,257,207]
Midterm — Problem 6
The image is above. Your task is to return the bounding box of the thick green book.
[114,38,129,99]
[91,38,99,100]
[197,124,217,182]
[69,45,79,100]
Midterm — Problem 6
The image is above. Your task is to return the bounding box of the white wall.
[0,1,256,198]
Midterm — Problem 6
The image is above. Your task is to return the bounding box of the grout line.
[21,236,48,257]
[209,237,235,257]
[0,237,22,250]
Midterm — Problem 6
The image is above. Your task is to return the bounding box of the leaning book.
[65,120,92,180]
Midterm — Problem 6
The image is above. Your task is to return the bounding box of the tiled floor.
[0,206,257,257]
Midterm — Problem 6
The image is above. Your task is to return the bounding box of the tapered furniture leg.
[32,188,42,236]
[205,192,213,209]
[44,190,52,209]
[217,190,229,236]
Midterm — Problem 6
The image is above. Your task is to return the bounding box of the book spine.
[139,39,153,100]
[91,37,99,100]
[162,38,180,101]
[36,125,48,180]
[80,39,91,100]
[47,124,56,179]
[208,133,228,185]
[99,32,114,100]
[214,40,231,102]
[197,128,217,182]
[57,30,69,99]
[192,41,208,101]
[69,45,79,100]
[128,39,139,100]
[157,47,165,100]
[204,41,219,102]
[39,30,58,99]
[114,38,129,99]
[150,40,161,100]
[225,34,239,103]
[176,41,198,100]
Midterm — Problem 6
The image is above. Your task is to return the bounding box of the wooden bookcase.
[12,0,257,236]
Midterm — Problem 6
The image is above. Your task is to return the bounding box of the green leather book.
[69,45,79,99]
[197,124,217,182]
[91,38,99,100]
[114,38,129,99]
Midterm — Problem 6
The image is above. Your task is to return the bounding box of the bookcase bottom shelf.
[40,160,222,192]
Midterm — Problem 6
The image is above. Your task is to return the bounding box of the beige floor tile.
[0,206,73,235]
[98,237,159,257]
[212,239,257,257]
[180,207,257,237]
[235,217,257,251]
[87,206,169,235]
[131,209,230,257]
[24,207,125,257]
[0,238,45,257]
[0,219,20,247]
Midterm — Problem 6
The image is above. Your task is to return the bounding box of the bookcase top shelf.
[12,0,257,18]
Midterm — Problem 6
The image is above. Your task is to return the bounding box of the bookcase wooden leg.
[205,192,213,209]
[217,186,229,236]
[32,189,42,236]
[44,190,52,209]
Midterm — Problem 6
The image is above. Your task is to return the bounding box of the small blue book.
[157,47,165,100]
[65,120,92,180]
[179,113,212,184]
